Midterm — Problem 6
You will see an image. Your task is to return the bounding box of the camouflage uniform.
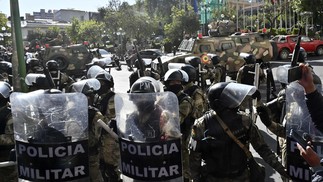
[88,106,104,182]
[0,105,17,182]
[97,92,121,182]
[176,90,194,181]
[189,110,287,182]
[183,82,207,119]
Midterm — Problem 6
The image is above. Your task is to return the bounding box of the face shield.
[276,65,290,85]
[0,81,11,98]
[87,65,106,79]
[70,78,101,94]
[220,82,257,108]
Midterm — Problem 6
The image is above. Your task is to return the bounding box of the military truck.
[151,20,278,80]
[41,44,93,77]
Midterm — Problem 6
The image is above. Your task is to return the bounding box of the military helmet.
[69,78,101,95]
[0,81,11,98]
[207,82,229,111]
[28,58,41,67]
[46,60,59,71]
[209,54,220,65]
[137,76,163,92]
[164,69,184,82]
[240,53,256,64]
[185,56,201,68]
[130,77,159,93]
[25,73,51,89]
[298,47,307,63]
[181,65,196,82]
[208,82,256,111]
[95,71,114,88]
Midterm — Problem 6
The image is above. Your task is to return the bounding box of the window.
[199,45,211,52]
[221,42,233,50]
[241,38,250,44]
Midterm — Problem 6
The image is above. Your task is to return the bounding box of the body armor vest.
[127,105,163,142]
[201,110,250,176]
[241,65,255,86]
[178,92,194,140]
[0,106,11,134]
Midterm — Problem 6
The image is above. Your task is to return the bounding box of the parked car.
[272,35,323,60]
[126,49,164,70]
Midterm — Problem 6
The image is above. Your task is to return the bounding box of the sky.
[0,0,136,17]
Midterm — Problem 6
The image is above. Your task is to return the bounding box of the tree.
[164,6,200,48]
[78,20,104,44]
[66,18,81,44]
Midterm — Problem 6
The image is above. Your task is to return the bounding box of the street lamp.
[255,19,259,32]
[1,27,11,48]
[201,1,211,36]
[116,28,126,55]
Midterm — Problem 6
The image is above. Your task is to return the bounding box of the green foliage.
[26,28,44,42]
[66,18,81,44]
[78,20,104,43]
[0,13,8,29]
[292,28,299,35]
[269,28,277,36]
[47,26,60,38]
[164,6,200,46]
[277,28,287,35]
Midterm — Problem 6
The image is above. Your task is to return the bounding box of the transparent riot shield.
[285,81,323,181]
[115,91,182,182]
[10,90,89,182]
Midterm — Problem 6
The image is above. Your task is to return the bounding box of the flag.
[193,0,199,14]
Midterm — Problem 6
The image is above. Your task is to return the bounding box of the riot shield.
[285,81,323,181]
[115,92,182,182]
[10,90,89,182]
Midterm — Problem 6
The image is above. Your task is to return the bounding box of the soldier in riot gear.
[189,82,289,182]
[181,64,207,119]
[26,58,44,74]
[94,70,122,182]
[164,69,194,182]
[116,78,182,181]
[236,53,265,86]
[68,79,104,182]
[209,54,226,85]
[0,81,16,182]
[25,73,52,91]
[46,60,75,91]
[129,60,160,88]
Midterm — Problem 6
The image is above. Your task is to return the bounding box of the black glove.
[251,90,261,101]
[257,105,272,127]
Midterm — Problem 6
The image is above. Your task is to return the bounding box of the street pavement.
[109,57,323,182]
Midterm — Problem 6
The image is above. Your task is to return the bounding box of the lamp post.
[1,27,11,48]
[116,28,126,55]
[201,1,211,36]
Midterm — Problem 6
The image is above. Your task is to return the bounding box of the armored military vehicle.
[151,20,278,80]
[41,44,93,77]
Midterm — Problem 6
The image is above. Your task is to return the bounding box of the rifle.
[43,64,56,89]
[38,52,55,89]
[291,27,303,67]
[134,44,145,77]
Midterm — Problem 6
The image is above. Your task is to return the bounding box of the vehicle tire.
[53,56,68,70]
[315,46,323,56]
[279,48,290,60]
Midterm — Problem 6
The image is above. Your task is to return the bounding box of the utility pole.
[10,0,27,92]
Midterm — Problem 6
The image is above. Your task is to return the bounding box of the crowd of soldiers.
[1,39,323,182]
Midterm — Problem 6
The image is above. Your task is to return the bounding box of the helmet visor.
[220,83,256,108]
